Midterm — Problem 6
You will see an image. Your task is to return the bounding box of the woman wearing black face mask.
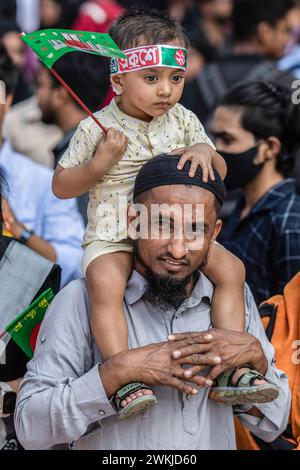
[210,80,300,305]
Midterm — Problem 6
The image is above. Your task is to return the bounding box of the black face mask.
[218,146,264,190]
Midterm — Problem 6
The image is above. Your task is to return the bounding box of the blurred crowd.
[0,0,300,452]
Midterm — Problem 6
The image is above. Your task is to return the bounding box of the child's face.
[112,65,186,122]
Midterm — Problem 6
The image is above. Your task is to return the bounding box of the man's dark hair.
[50,52,110,112]
[220,80,300,177]
[109,7,189,50]
[0,19,21,39]
[232,0,295,42]
[0,42,18,95]
[0,0,17,21]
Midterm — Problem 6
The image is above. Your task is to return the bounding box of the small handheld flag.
[4,288,54,358]
[21,29,127,133]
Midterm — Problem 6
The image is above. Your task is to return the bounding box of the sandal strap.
[111,382,152,413]
[214,368,237,388]
[214,364,267,388]
[235,369,269,388]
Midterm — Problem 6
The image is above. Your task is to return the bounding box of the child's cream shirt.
[59,97,214,245]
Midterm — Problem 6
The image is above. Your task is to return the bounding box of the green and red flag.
[4,288,54,358]
[21,29,126,69]
[21,29,127,132]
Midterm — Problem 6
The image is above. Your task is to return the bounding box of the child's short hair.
[109,8,189,50]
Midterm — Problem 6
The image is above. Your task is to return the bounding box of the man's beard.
[134,242,208,310]
[144,271,195,310]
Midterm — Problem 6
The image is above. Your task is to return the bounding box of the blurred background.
[0,0,299,165]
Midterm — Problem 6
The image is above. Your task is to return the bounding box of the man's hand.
[168,328,268,383]
[99,337,220,399]
[91,128,128,176]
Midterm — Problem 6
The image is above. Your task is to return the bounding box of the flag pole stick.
[49,66,108,134]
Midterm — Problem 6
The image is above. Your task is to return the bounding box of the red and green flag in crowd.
[4,288,54,358]
[21,29,126,68]
[21,29,127,132]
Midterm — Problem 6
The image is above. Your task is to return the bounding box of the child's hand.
[94,128,128,172]
[170,143,217,182]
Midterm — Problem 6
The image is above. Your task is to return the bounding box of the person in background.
[39,0,85,30]
[0,1,17,22]
[3,94,62,168]
[0,21,32,104]
[36,51,110,221]
[211,81,300,305]
[185,27,217,82]
[196,0,232,53]
[278,0,300,77]
[167,1,217,83]
[16,0,40,33]
[0,167,61,451]
[181,0,295,124]
[0,43,84,287]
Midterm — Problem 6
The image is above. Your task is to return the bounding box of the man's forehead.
[144,185,216,205]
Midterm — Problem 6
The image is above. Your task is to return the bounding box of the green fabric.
[5,288,54,358]
[216,367,267,388]
[21,29,126,69]
[236,370,266,387]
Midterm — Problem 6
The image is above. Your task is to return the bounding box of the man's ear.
[255,137,281,164]
[256,21,273,48]
[110,74,124,95]
[53,86,69,107]
[211,218,222,245]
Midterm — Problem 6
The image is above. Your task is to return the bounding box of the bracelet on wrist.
[18,227,35,245]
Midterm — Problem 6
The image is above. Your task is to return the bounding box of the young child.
[52,9,278,418]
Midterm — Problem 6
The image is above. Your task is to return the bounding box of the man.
[0,19,33,105]
[36,51,110,221]
[15,155,290,450]
[195,0,232,52]
[211,80,300,305]
[37,52,110,167]
[0,43,84,287]
[181,0,295,123]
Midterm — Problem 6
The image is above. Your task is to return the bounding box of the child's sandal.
[111,382,157,420]
[209,365,279,405]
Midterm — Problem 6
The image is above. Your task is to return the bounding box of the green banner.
[5,288,54,358]
[21,29,126,69]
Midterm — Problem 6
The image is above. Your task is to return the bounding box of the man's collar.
[125,269,214,308]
